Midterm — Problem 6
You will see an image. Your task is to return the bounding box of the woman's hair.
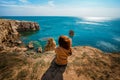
[58,35,72,50]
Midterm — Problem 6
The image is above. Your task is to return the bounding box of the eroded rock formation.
[16,21,39,31]
[27,42,34,49]
[0,19,40,47]
[0,20,19,46]
[44,38,56,51]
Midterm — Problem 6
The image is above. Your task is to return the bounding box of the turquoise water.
[1,16,120,52]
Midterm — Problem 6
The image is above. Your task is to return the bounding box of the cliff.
[0,46,119,80]
[0,19,39,46]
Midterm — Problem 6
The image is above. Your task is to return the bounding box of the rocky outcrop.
[44,38,56,52]
[0,20,20,46]
[69,30,74,37]
[0,19,40,47]
[37,47,42,53]
[0,19,39,32]
[16,21,39,31]
[27,42,34,49]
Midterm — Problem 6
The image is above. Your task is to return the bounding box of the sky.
[0,0,120,17]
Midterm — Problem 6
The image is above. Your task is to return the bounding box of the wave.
[113,37,120,42]
[76,21,105,26]
[84,27,93,30]
[96,41,118,51]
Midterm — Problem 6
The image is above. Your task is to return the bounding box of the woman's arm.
[68,48,72,56]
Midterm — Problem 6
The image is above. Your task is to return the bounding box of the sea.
[0,16,120,52]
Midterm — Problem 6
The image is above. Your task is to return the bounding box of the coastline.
[0,18,120,53]
[1,16,120,52]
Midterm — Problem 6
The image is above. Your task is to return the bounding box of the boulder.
[15,40,22,45]
[27,42,34,49]
[37,47,42,53]
[21,47,28,52]
[0,45,4,51]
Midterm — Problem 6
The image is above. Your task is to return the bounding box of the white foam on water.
[76,21,103,25]
[113,37,120,42]
[84,27,93,30]
[97,41,118,51]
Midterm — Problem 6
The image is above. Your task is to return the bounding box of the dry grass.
[0,46,120,80]
[17,69,29,80]
[0,51,47,80]
[32,53,42,59]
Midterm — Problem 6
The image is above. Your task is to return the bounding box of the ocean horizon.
[0,16,120,52]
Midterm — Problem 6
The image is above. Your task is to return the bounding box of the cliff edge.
[0,46,120,80]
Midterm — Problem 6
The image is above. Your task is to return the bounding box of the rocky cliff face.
[0,19,40,47]
[0,19,19,46]
[16,21,39,31]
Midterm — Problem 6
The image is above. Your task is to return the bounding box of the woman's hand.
[68,48,72,55]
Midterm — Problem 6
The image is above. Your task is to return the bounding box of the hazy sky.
[0,0,120,17]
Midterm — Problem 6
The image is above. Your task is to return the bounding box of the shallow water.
[1,16,120,52]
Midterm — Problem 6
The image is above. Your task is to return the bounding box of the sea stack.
[69,30,74,37]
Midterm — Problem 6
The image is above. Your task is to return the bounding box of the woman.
[41,35,72,80]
